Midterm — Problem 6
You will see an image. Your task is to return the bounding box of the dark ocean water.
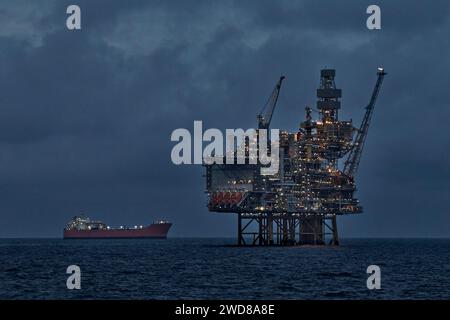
[0,238,449,299]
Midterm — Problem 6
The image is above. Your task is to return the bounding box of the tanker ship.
[63,215,172,239]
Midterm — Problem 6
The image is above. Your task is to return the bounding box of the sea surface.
[0,238,449,299]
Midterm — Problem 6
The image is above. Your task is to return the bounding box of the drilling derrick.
[205,68,386,246]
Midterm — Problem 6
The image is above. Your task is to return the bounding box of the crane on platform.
[257,76,285,129]
[343,67,387,178]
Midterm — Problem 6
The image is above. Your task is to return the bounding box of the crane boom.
[257,76,285,129]
[343,68,387,178]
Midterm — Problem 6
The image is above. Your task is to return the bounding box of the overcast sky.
[0,0,449,238]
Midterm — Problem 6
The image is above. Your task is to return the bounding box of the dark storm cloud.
[0,0,449,237]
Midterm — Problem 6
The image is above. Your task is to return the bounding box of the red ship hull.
[63,223,172,239]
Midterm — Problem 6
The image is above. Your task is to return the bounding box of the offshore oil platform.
[205,68,386,246]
